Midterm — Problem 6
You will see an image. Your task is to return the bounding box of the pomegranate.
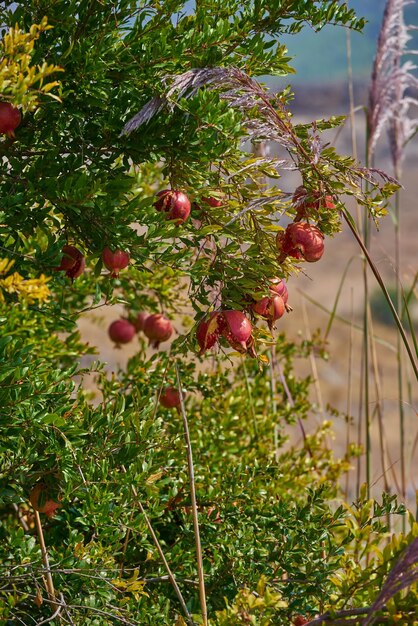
[269,278,288,305]
[221,310,252,350]
[159,386,182,409]
[55,244,86,279]
[196,312,223,354]
[293,185,335,221]
[252,294,285,328]
[133,311,149,332]
[29,483,61,518]
[277,222,324,263]
[108,319,136,345]
[143,313,173,348]
[227,333,257,358]
[196,310,254,355]
[0,102,21,138]
[102,247,130,277]
[202,195,224,208]
[293,616,309,626]
[154,189,191,223]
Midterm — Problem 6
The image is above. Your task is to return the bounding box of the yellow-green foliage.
[0,258,50,304]
[0,17,62,108]
[215,575,287,625]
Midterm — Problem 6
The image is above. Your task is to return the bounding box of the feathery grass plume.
[367,0,418,168]
[362,537,418,625]
[121,67,295,148]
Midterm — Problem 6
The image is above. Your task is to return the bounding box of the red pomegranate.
[56,244,86,279]
[29,483,61,518]
[277,222,324,263]
[269,278,288,305]
[196,312,223,354]
[293,616,309,626]
[252,294,285,328]
[221,310,253,350]
[196,310,254,355]
[102,247,130,277]
[0,102,21,138]
[133,311,149,332]
[293,185,335,221]
[108,319,136,345]
[143,313,173,348]
[159,386,182,409]
[154,189,191,223]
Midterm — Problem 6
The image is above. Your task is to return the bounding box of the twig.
[175,362,208,626]
[34,511,57,612]
[13,503,29,532]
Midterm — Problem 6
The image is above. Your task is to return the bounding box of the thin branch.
[34,511,57,611]
[120,466,195,626]
[175,362,208,626]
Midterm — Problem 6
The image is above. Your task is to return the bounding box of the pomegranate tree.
[55,244,86,280]
[0,102,21,138]
[143,313,173,348]
[102,247,130,277]
[154,189,191,223]
[108,319,136,345]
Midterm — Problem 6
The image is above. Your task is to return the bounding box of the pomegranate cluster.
[108,311,174,349]
[153,189,224,225]
[55,245,131,280]
[275,185,333,264]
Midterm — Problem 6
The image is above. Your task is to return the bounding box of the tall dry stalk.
[367,0,418,505]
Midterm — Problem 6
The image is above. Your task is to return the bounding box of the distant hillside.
[279,0,418,85]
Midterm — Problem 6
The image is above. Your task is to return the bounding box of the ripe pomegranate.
[56,244,86,279]
[159,386,182,409]
[108,319,136,345]
[252,294,285,329]
[102,247,130,277]
[293,185,335,221]
[196,310,254,355]
[196,312,223,354]
[221,310,253,350]
[293,616,309,626]
[143,313,173,348]
[29,483,61,518]
[269,278,289,305]
[154,189,191,223]
[0,102,21,138]
[276,222,324,263]
[133,311,149,332]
